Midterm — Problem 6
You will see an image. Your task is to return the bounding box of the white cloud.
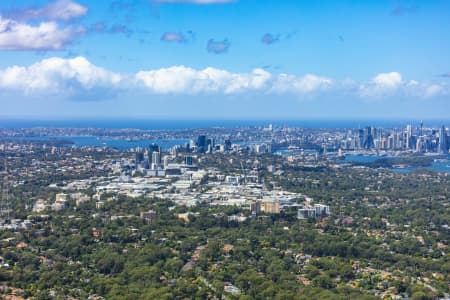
[136,66,273,94]
[359,72,403,97]
[5,0,88,22]
[135,66,333,95]
[0,56,122,99]
[271,74,333,94]
[360,72,448,99]
[42,0,87,21]
[0,57,447,101]
[423,84,445,98]
[0,17,85,50]
[372,72,403,88]
[406,80,447,98]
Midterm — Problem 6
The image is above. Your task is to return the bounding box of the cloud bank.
[0,57,446,101]
[136,67,274,94]
[358,72,446,99]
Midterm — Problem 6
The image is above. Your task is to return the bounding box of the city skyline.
[0,0,450,119]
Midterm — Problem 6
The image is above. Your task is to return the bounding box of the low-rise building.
[261,200,280,214]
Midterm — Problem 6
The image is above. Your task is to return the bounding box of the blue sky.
[0,0,449,120]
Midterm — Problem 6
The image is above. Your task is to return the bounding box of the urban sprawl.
[0,123,449,299]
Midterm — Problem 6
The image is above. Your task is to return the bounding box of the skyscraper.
[135,148,144,169]
[358,129,364,149]
[196,135,207,153]
[224,137,232,151]
[405,124,412,149]
[148,143,160,165]
[152,151,161,170]
[364,126,374,149]
[438,125,448,153]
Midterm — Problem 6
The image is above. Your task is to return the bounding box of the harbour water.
[344,154,450,174]
[4,136,190,151]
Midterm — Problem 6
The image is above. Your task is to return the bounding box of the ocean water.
[1,119,449,130]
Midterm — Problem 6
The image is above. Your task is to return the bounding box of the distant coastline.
[1,119,450,130]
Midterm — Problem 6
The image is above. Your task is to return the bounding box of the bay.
[344,154,450,174]
[4,136,190,151]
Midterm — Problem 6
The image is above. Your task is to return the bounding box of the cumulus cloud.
[261,33,280,45]
[207,39,230,54]
[359,72,403,97]
[372,72,403,88]
[0,17,85,50]
[405,80,447,98]
[136,66,272,94]
[0,57,447,101]
[0,1,87,51]
[360,72,447,99]
[3,0,87,22]
[0,56,122,100]
[135,66,334,95]
[0,57,331,98]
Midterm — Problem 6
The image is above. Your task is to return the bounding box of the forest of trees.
[0,149,448,299]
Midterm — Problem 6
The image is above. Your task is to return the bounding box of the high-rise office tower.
[406,124,412,149]
[358,129,364,149]
[152,151,161,165]
[438,125,448,153]
[152,151,161,170]
[148,143,160,164]
[364,126,374,149]
[224,137,232,151]
[197,135,207,153]
[135,148,144,169]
